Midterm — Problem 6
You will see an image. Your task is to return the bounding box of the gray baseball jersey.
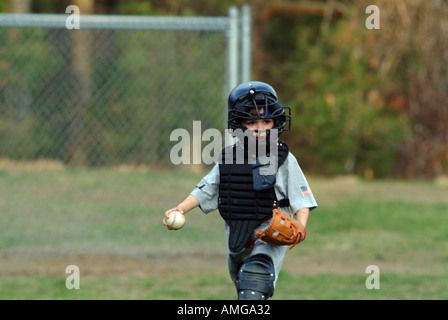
[190,151,318,287]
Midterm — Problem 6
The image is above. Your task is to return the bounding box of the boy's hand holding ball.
[163,210,186,230]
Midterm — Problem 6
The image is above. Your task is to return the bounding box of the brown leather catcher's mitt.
[255,208,306,249]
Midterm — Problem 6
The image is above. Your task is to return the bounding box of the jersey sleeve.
[190,163,220,214]
[276,153,318,213]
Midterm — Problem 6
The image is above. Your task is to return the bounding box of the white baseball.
[166,211,186,230]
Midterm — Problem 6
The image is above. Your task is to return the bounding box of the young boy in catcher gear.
[163,81,317,300]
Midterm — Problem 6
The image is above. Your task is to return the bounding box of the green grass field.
[0,164,447,300]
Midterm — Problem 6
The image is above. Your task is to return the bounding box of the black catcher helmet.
[227,81,291,135]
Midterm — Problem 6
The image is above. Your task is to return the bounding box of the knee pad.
[237,254,275,300]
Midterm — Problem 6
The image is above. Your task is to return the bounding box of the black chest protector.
[218,141,290,252]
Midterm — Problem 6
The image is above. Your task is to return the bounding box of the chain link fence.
[0,8,251,167]
[0,7,251,276]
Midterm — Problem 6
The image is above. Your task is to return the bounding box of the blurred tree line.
[1,0,447,179]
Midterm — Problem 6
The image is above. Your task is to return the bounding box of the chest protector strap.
[218,141,289,252]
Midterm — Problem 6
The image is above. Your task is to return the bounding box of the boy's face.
[240,107,274,142]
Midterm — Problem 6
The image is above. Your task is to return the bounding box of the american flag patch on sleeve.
[300,185,312,196]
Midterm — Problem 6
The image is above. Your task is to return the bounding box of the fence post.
[227,6,239,93]
[241,4,252,82]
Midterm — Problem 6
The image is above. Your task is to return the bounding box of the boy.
[163,81,317,300]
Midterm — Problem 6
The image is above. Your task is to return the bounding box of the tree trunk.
[66,0,94,166]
